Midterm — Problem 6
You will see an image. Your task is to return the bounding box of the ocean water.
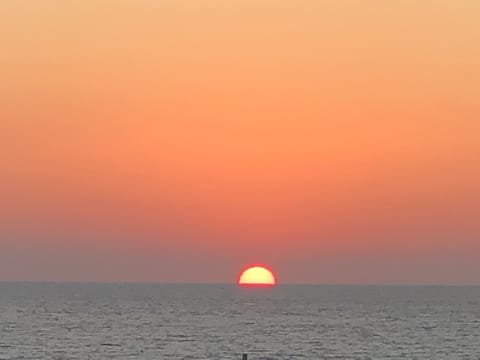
[0,283,479,359]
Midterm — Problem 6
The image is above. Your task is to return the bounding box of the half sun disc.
[238,265,277,286]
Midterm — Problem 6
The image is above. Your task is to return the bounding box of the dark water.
[0,283,479,359]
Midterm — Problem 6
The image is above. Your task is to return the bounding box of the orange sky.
[1,1,479,283]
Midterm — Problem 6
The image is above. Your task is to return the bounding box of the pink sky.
[1,0,479,283]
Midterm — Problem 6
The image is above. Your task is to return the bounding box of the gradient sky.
[1,1,479,284]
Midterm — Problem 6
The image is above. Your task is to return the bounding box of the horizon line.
[1,280,479,287]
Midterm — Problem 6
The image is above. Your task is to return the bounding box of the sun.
[238,265,277,287]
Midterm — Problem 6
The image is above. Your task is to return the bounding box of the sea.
[0,283,479,359]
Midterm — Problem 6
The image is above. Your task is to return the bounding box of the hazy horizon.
[2,280,480,287]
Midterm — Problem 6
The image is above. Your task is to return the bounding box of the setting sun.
[238,265,277,286]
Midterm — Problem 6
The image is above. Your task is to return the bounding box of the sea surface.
[0,283,479,359]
